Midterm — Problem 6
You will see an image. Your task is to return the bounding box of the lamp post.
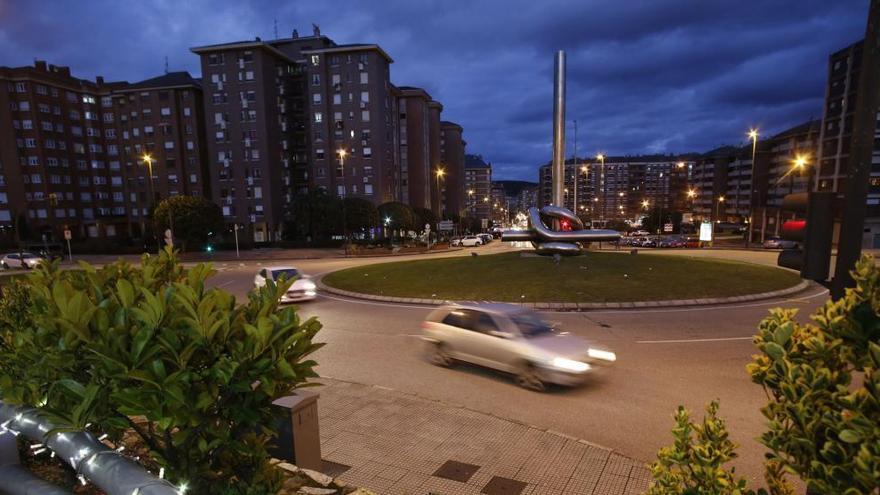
[790,154,808,195]
[715,195,725,238]
[142,153,162,253]
[337,149,347,246]
[746,128,759,247]
[435,167,446,217]
[596,153,606,226]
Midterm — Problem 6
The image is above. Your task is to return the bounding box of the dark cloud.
[0,0,869,180]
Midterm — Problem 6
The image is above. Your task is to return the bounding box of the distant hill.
[494,180,538,197]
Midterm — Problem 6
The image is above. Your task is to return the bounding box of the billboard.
[699,221,713,242]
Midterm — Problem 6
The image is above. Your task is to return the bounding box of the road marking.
[215,280,235,288]
[636,336,753,344]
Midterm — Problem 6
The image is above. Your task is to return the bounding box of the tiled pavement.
[316,378,652,495]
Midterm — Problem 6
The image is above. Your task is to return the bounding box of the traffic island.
[319,252,808,309]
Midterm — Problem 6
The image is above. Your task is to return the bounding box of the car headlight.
[301,281,317,291]
[587,348,617,362]
[550,357,590,372]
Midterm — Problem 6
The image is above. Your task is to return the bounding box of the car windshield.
[271,269,300,280]
[511,311,554,338]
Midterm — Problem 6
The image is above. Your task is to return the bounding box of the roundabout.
[320,251,805,306]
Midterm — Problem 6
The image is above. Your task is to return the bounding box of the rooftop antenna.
[274,18,278,39]
[164,56,168,74]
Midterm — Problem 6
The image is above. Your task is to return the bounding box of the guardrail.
[0,400,181,495]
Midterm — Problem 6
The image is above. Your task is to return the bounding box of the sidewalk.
[316,378,651,495]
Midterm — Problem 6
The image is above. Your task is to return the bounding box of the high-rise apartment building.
[109,72,209,237]
[464,154,492,221]
[440,121,465,217]
[190,39,301,242]
[396,87,436,210]
[303,44,397,205]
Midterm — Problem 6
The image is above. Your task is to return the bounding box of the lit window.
[314,112,323,123]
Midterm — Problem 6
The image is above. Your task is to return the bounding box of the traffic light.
[776,192,834,281]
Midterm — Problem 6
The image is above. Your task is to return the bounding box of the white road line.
[215,280,235,288]
[636,336,754,344]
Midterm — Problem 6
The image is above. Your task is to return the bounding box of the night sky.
[0,0,870,181]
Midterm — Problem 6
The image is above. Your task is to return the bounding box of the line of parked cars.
[1,252,47,269]
[619,235,694,248]
[450,233,496,247]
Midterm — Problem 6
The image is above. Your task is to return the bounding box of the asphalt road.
[204,244,827,484]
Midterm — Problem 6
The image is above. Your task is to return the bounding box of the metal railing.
[0,401,180,495]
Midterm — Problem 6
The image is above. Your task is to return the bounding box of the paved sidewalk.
[316,378,651,495]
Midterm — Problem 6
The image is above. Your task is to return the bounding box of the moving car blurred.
[762,237,798,249]
[422,303,616,391]
[460,236,483,247]
[450,237,462,246]
[254,266,317,302]
[1,252,44,269]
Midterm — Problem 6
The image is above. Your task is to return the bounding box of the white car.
[1,252,44,269]
[422,303,616,391]
[254,266,317,303]
[459,236,483,247]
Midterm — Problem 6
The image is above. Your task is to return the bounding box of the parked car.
[422,303,616,391]
[253,266,317,302]
[763,237,798,249]
[478,233,493,244]
[0,252,44,270]
[450,237,462,247]
[460,236,483,247]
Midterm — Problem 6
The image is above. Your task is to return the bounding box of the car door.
[449,310,515,372]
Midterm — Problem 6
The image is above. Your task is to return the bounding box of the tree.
[153,195,223,252]
[378,202,415,235]
[283,189,342,242]
[412,207,437,232]
[342,197,379,234]
[641,206,683,234]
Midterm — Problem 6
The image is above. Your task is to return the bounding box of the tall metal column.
[552,51,566,207]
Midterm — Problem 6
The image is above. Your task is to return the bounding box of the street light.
[790,154,809,195]
[435,167,446,216]
[676,161,686,169]
[142,153,163,252]
[337,149,348,246]
[746,128,759,246]
[596,153,606,225]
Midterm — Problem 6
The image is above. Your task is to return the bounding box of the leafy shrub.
[0,249,323,494]
[648,254,879,494]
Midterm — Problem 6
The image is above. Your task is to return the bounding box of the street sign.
[63,229,72,241]
[438,220,454,231]
[699,221,713,242]
[663,223,673,233]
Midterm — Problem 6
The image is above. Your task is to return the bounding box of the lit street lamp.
[596,153,606,225]
[790,154,808,195]
[337,149,348,246]
[142,153,165,252]
[746,128,759,246]
[435,167,446,217]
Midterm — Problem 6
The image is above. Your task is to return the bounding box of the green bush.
[648,254,879,494]
[0,249,323,494]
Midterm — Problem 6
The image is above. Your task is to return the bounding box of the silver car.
[422,303,616,391]
[254,266,317,302]
[1,252,44,269]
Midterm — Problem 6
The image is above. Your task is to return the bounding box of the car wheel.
[429,342,453,367]
[516,362,546,392]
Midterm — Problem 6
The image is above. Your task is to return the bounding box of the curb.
[317,276,813,311]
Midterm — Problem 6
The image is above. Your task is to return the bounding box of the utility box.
[271,390,322,471]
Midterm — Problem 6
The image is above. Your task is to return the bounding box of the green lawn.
[322,252,802,303]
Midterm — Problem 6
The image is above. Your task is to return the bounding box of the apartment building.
[396,87,434,210]
[191,38,301,242]
[816,39,880,246]
[303,44,397,205]
[464,154,492,221]
[109,72,209,237]
[440,121,465,217]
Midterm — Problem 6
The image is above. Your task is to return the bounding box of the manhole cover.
[481,476,527,495]
[433,460,480,482]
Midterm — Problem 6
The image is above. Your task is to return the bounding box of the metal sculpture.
[501,50,620,255]
[502,206,620,254]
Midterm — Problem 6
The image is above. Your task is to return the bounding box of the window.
[183,107,191,117]
[14,82,26,92]
[254,186,263,199]
[208,53,224,65]
[314,112,323,123]
[189,173,198,183]
[337,185,345,196]
[164,141,174,150]
[333,93,342,105]
[313,93,322,104]
[244,71,254,80]
[103,112,114,123]
[22,120,33,129]
[361,110,370,122]
[30,174,41,184]
[359,72,368,84]
[24,138,36,148]
[360,91,369,103]
[310,55,320,66]
[27,156,39,166]
[35,84,47,95]
[38,103,50,113]
[19,101,30,111]
[311,74,320,86]
[316,149,325,159]
[363,147,372,157]
[160,107,171,116]
[105,129,116,138]
[187,141,194,150]
[101,96,112,107]
[365,184,373,195]
[47,157,58,167]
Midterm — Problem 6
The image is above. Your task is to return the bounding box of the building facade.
[440,121,465,218]
[464,154,491,221]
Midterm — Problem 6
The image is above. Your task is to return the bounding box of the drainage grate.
[481,476,527,495]
[432,460,481,483]
[321,459,351,478]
